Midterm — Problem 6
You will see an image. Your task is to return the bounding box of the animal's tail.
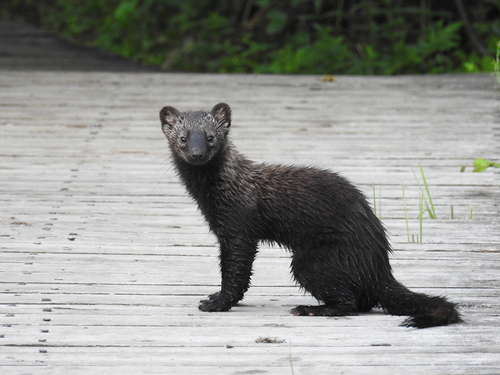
[376,277,462,328]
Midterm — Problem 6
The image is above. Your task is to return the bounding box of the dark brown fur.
[159,103,462,328]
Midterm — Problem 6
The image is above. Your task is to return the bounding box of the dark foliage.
[3,1,497,73]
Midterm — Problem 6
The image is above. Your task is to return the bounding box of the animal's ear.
[211,103,231,129]
[159,106,181,130]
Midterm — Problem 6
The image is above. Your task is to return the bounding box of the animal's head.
[160,103,231,166]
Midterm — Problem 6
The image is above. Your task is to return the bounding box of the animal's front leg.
[199,238,257,312]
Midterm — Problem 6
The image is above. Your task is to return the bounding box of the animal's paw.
[290,305,315,316]
[290,304,358,317]
[198,292,231,312]
[206,291,220,300]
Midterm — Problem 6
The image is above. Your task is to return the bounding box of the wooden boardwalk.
[1,21,500,375]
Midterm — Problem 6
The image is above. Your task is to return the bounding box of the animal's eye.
[180,137,187,143]
[207,136,214,142]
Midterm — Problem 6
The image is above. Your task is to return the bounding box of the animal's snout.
[190,148,204,160]
[186,130,210,165]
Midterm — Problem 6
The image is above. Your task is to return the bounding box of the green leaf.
[266,10,287,35]
[473,158,500,172]
[113,0,138,27]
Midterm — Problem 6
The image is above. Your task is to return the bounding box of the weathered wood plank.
[1,68,499,374]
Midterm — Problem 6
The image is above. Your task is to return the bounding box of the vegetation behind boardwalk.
[2,0,499,74]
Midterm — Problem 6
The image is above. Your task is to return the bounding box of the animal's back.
[255,164,388,252]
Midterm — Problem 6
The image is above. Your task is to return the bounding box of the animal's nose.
[191,148,204,159]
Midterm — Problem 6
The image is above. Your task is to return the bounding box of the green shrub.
[2,0,499,74]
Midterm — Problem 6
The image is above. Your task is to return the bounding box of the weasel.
[159,102,461,328]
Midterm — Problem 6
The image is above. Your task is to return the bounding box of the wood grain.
[0,68,499,374]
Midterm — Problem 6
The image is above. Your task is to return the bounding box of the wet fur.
[160,103,462,328]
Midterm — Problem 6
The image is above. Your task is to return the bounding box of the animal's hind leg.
[290,247,359,317]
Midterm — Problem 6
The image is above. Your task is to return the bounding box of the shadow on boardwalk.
[0,19,499,375]
[0,19,159,72]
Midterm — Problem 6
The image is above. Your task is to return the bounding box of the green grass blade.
[402,181,410,243]
[422,198,434,219]
[419,193,423,243]
[419,163,436,219]
[411,167,431,219]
